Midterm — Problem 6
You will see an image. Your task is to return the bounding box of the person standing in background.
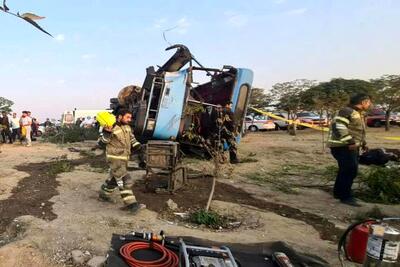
[75,117,83,127]
[10,112,21,143]
[20,111,32,147]
[26,111,36,140]
[31,118,39,137]
[1,111,12,144]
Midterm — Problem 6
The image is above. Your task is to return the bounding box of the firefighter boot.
[122,202,146,214]
[99,184,115,202]
[98,190,113,202]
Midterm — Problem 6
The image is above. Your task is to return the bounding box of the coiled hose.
[120,241,179,267]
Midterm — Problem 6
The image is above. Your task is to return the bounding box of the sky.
[1,0,399,120]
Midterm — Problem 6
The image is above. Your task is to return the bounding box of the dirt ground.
[0,128,399,267]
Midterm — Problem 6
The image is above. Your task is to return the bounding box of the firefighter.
[98,109,145,212]
[220,101,239,164]
[328,93,372,206]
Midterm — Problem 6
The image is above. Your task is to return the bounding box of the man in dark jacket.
[328,93,372,206]
[1,112,12,144]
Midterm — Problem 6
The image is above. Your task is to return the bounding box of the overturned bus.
[110,45,253,153]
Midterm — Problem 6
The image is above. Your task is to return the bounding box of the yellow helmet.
[96,111,116,127]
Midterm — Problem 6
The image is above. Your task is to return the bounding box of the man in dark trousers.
[328,93,372,206]
[1,112,12,144]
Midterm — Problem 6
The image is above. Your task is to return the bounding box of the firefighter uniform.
[99,123,141,207]
[328,106,366,201]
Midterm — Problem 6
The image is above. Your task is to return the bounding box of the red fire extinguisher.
[338,218,400,266]
[346,221,375,263]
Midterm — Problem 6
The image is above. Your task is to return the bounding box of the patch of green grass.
[47,156,73,176]
[239,153,259,164]
[263,164,319,180]
[245,163,341,194]
[245,171,299,194]
[189,210,229,229]
[239,157,259,163]
[317,165,338,182]
[246,172,267,183]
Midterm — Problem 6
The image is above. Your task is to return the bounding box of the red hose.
[120,241,179,267]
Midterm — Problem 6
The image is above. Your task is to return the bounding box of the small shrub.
[358,165,400,204]
[48,157,73,176]
[45,126,99,144]
[189,210,228,229]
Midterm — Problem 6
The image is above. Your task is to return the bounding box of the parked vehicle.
[366,109,400,127]
[245,115,276,132]
[297,112,328,127]
[38,119,60,136]
[271,111,289,130]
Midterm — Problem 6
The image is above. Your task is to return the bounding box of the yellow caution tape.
[249,107,329,132]
[383,137,400,141]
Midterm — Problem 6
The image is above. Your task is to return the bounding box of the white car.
[297,112,328,127]
[245,115,276,132]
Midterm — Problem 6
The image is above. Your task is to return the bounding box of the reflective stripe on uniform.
[131,141,141,148]
[101,183,116,192]
[328,140,344,144]
[100,136,109,143]
[122,195,136,204]
[120,190,133,195]
[102,187,115,193]
[335,123,347,129]
[106,154,129,161]
[335,116,350,125]
[340,135,353,142]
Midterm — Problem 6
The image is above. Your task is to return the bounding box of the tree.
[371,75,400,131]
[270,79,317,135]
[0,0,52,36]
[248,88,271,109]
[0,97,14,113]
[301,78,376,118]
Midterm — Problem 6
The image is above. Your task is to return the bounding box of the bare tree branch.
[1,1,52,37]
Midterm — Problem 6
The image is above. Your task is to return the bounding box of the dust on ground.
[0,128,399,266]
